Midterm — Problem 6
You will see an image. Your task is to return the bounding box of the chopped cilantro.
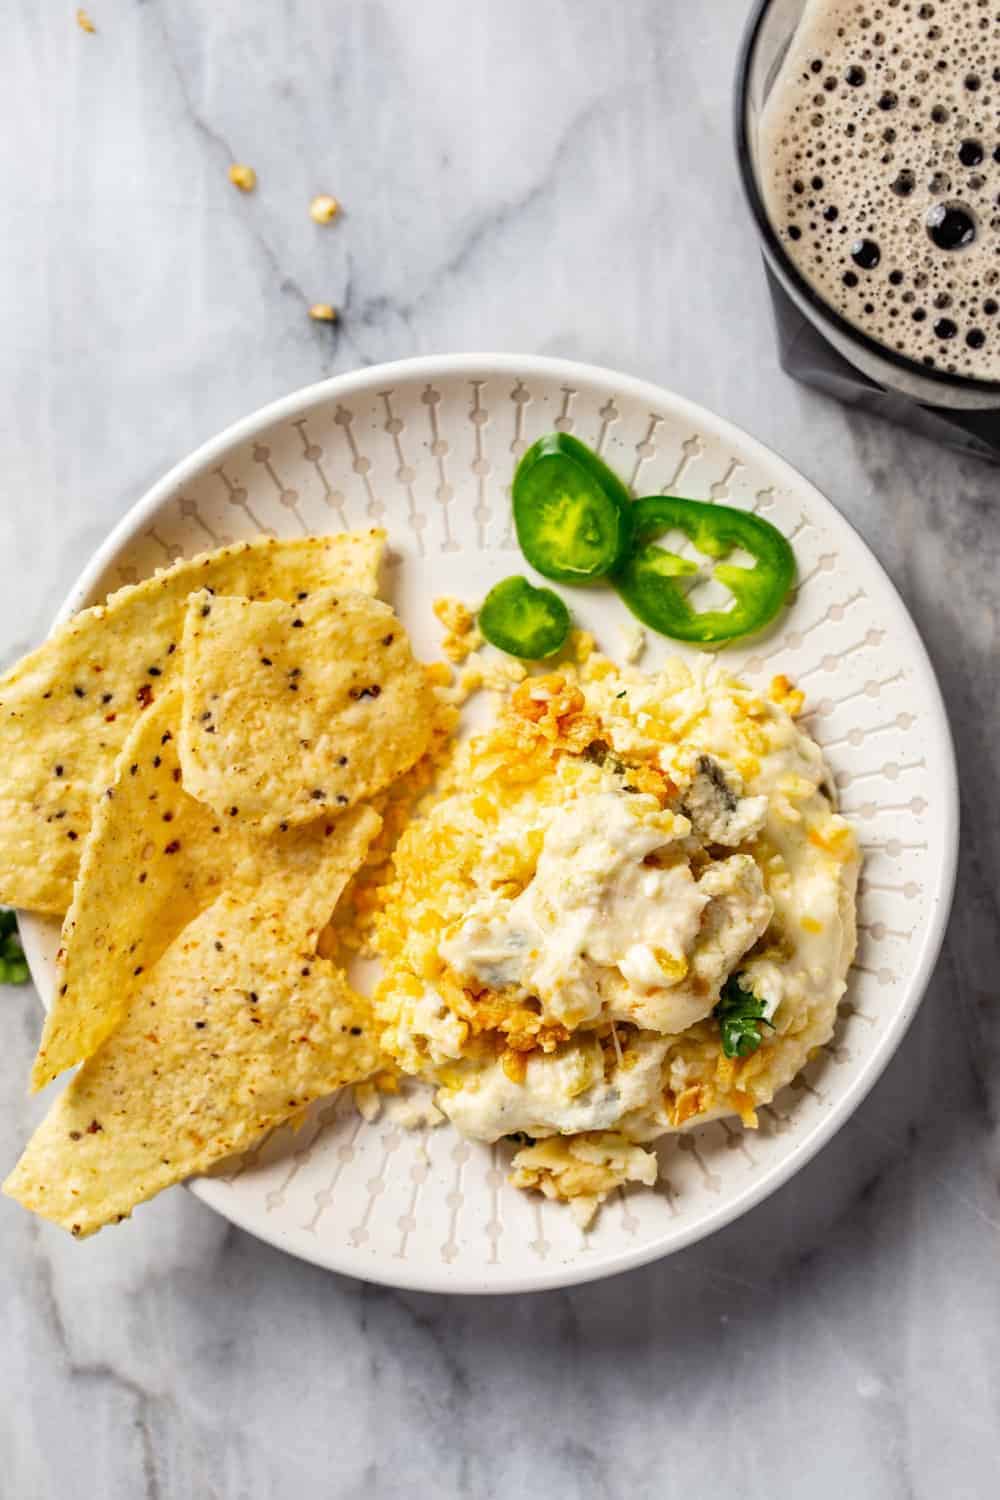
[0,909,28,985]
[616,689,627,698]
[714,973,773,1059]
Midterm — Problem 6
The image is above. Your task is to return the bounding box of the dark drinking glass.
[736,0,1000,462]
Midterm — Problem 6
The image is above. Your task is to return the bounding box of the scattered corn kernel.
[76,8,96,32]
[308,302,338,323]
[770,673,805,717]
[309,194,340,224]
[228,163,257,193]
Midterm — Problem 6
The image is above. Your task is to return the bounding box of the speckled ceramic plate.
[19,355,958,1293]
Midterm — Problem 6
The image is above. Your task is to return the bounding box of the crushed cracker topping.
[433,597,476,636]
[434,596,482,662]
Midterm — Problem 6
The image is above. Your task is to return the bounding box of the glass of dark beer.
[736,0,1000,460]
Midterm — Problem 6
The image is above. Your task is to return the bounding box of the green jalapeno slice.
[512,433,633,583]
[613,495,795,645]
[478,576,571,660]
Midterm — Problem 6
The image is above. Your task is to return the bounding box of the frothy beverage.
[760,0,1000,381]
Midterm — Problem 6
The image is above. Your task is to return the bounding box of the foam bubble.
[759,0,1000,380]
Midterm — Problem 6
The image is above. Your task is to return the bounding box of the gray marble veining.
[1,2,997,1496]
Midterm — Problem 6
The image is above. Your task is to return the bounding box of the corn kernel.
[308,302,338,323]
[310,194,340,224]
[76,8,96,33]
[228,163,257,193]
[651,948,689,982]
[808,824,856,859]
[770,673,805,716]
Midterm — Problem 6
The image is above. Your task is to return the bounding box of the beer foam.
[760,0,1000,380]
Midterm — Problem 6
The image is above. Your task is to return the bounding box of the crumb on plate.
[433,595,483,662]
[618,622,646,664]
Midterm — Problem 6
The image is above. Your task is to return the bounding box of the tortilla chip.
[178,586,433,832]
[31,688,382,1091]
[5,891,380,1236]
[0,531,385,915]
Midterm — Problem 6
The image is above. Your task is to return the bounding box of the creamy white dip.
[376,657,860,1173]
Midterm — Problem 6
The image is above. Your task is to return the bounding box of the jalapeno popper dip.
[372,651,859,1225]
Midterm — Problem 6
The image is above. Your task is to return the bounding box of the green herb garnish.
[714,973,773,1059]
[0,909,29,985]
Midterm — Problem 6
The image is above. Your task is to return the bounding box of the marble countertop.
[2,2,997,1496]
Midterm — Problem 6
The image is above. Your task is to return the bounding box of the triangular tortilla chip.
[32,688,381,1091]
[5,891,379,1237]
[0,531,384,914]
[178,586,433,832]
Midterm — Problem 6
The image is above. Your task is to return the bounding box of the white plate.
[19,355,958,1293]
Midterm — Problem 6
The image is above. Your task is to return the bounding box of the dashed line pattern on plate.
[292,417,349,530]
[468,381,492,550]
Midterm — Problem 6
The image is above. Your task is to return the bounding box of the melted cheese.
[440,791,706,1027]
[441,1033,670,1142]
